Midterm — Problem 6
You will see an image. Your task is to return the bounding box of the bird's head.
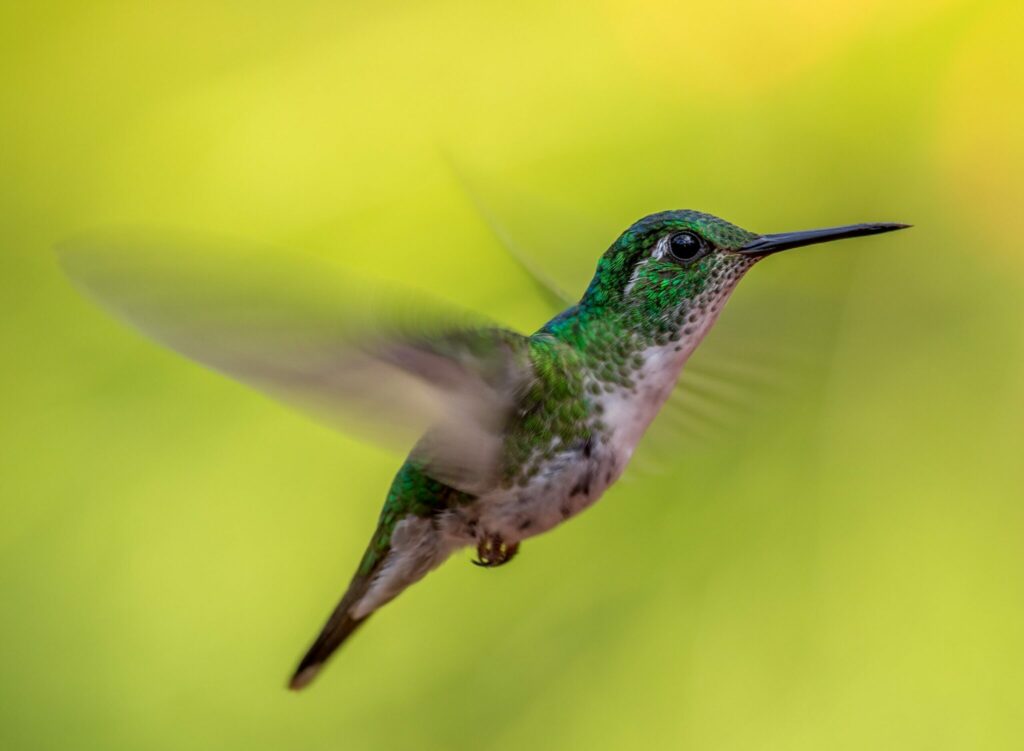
[578,209,908,346]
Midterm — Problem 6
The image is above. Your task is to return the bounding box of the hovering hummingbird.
[59,210,908,690]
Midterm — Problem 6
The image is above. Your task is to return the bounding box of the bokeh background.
[3,1,1024,749]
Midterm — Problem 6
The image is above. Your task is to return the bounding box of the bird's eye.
[668,231,706,263]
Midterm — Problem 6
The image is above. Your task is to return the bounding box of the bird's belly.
[471,443,625,545]
[447,367,682,547]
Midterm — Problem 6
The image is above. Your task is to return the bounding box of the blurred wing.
[442,151,575,310]
[639,305,832,474]
[58,231,533,494]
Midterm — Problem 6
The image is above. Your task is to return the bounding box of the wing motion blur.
[58,232,532,494]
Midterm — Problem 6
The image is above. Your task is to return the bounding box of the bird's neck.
[539,304,691,386]
[539,279,743,395]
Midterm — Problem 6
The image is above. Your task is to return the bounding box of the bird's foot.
[472,534,519,568]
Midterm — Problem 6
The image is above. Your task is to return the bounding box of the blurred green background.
[3,1,1024,749]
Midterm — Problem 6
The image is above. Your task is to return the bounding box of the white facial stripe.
[624,235,671,296]
[651,234,671,261]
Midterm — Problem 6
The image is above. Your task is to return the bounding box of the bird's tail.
[289,587,370,690]
[288,533,388,691]
[288,511,453,690]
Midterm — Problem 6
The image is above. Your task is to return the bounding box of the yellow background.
[2,1,1023,749]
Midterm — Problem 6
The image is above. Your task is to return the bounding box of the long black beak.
[739,222,910,257]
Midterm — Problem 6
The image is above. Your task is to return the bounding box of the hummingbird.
[59,210,908,690]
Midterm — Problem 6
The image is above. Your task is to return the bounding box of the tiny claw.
[472,534,519,568]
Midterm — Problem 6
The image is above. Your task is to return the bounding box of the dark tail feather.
[289,595,369,690]
[290,524,394,691]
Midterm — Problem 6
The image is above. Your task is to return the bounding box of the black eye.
[668,231,706,263]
